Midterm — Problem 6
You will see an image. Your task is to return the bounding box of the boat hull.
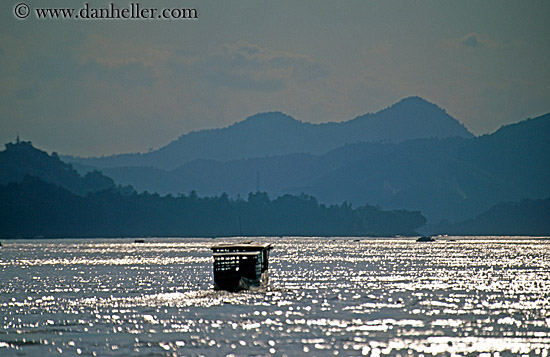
[213,270,269,292]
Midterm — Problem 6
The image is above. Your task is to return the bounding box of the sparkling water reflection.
[1,237,549,356]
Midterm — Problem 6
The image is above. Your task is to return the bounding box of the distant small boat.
[211,242,272,292]
[134,239,145,243]
[416,236,436,242]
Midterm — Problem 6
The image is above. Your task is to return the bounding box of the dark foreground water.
[1,237,550,356]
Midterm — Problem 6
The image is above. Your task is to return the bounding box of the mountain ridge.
[95,112,550,223]
[65,97,473,170]
[1,111,548,234]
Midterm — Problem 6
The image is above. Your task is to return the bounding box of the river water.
[1,237,549,356]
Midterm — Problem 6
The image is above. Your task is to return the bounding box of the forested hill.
[0,177,426,238]
[0,140,116,195]
[0,141,426,238]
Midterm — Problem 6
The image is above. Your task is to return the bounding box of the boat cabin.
[211,243,272,292]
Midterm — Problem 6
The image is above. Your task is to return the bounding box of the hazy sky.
[1,0,549,156]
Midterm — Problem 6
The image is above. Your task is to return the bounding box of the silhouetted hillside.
[96,113,550,224]
[434,197,550,236]
[0,140,116,195]
[290,113,550,222]
[65,97,472,170]
[0,177,426,238]
[457,114,550,200]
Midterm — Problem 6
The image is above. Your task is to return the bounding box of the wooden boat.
[416,235,436,242]
[211,243,272,292]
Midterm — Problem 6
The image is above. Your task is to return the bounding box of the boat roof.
[213,251,262,257]
[211,242,272,251]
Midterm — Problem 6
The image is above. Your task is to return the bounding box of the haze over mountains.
[63,96,549,225]
[66,97,473,170]
[4,96,548,234]
[81,113,548,224]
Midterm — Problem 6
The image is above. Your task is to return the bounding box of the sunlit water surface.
[1,237,550,356]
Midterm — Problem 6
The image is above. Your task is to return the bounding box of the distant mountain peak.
[345,96,472,139]
[397,96,433,104]
[232,111,302,129]
[383,96,445,113]
[247,111,293,120]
